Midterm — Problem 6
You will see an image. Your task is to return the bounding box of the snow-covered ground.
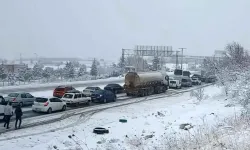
[0,85,243,150]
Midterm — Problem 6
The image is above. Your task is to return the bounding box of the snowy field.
[0,85,244,150]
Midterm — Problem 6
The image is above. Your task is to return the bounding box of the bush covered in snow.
[203,42,250,107]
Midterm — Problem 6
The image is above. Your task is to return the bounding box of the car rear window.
[170,81,176,83]
[182,79,187,82]
[55,88,65,91]
[35,98,48,103]
[63,94,73,98]
[93,90,104,94]
[8,93,19,97]
[86,87,96,90]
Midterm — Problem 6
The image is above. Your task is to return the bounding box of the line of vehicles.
[0,69,216,117]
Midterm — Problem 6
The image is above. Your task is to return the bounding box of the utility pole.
[20,53,22,64]
[176,51,180,69]
[34,53,38,62]
[179,48,186,70]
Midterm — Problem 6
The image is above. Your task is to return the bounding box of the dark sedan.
[104,84,124,94]
[91,90,117,103]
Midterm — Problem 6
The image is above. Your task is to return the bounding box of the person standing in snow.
[4,102,13,129]
[15,103,23,129]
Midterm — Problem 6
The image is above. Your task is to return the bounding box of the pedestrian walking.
[15,104,23,129]
[4,102,13,129]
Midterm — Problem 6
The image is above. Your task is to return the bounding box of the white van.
[61,92,91,106]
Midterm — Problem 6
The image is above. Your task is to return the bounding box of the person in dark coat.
[15,104,23,129]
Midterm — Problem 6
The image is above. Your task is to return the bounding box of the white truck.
[61,91,91,106]
[124,71,169,97]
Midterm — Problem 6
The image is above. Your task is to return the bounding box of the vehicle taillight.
[44,101,49,106]
[12,98,16,101]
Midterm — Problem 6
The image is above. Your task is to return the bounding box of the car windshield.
[8,93,19,97]
[63,94,73,98]
[93,90,104,94]
[85,87,96,90]
[182,79,187,82]
[107,84,116,87]
[170,81,176,83]
[35,98,48,103]
[55,88,65,91]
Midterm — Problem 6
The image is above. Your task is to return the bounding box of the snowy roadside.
[0,85,243,150]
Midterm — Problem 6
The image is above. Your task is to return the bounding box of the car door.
[54,98,63,111]
[20,93,28,105]
[49,98,57,111]
[77,93,82,103]
[106,91,112,101]
[73,94,78,103]
[82,94,88,103]
[26,93,35,105]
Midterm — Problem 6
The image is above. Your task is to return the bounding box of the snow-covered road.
[0,85,241,150]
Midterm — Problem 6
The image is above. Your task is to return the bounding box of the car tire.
[93,127,109,134]
[103,98,107,103]
[47,108,52,114]
[113,97,116,102]
[62,105,66,111]
[86,100,90,105]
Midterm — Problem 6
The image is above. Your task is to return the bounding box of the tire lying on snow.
[119,119,127,123]
[93,127,109,134]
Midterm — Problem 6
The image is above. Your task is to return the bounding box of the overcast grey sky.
[0,0,249,61]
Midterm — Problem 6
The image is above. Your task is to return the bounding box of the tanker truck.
[124,71,169,97]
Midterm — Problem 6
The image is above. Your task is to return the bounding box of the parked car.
[4,92,36,107]
[192,74,201,80]
[91,90,117,103]
[181,78,192,87]
[200,76,206,82]
[82,87,102,97]
[61,90,91,106]
[206,76,217,83]
[191,78,201,85]
[32,97,67,113]
[169,80,182,89]
[104,84,124,94]
[53,86,76,98]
